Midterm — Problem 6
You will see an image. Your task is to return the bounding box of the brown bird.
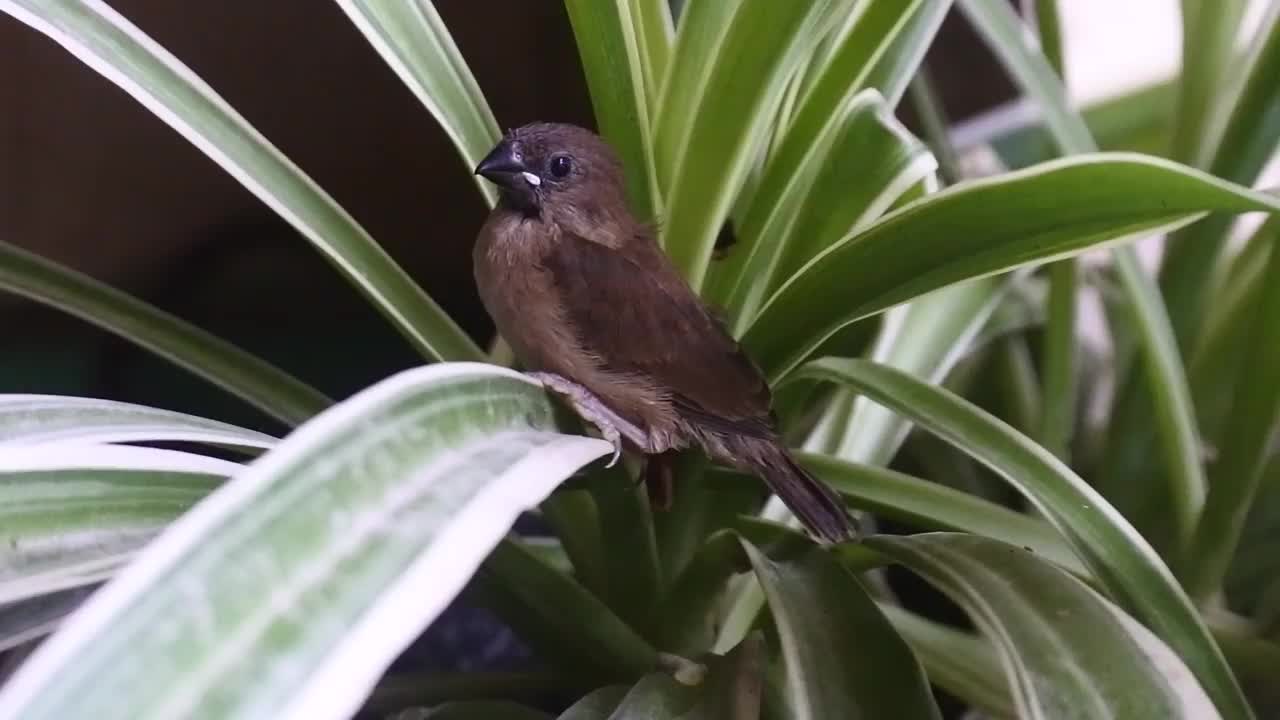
[472,122,856,544]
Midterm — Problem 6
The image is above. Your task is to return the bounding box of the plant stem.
[906,65,961,185]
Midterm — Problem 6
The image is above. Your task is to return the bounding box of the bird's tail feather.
[720,436,857,543]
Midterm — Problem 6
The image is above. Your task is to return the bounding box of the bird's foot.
[528,372,648,467]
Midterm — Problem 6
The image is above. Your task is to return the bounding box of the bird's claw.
[528,371,632,467]
[602,427,623,468]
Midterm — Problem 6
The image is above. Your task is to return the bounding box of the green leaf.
[564,0,661,220]
[538,490,608,599]
[792,359,1252,719]
[709,91,935,334]
[630,0,673,107]
[811,279,1005,462]
[577,636,764,720]
[1032,0,1076,466]
[794,0,953,120]
[0,395,276,450]
[657,0,850,289]
[0,241,329,426]
[877,604,1014,718]
[959,0,1217,555]
[0,0,482,363]
[744,153,1280,383]
[332,0,501,207]
[0,446,234,605]
[1161,3,1280,347]
[652,0,745,191]
[1030,0,1065,77]
[743,541,942,719]
[1171,0,1250,166]
[1040,259,1079,460]
[708,0,952,324]
[1184,209,1280,599]
[477,539,658,682]
[0,363,612,720]
[1189,218,1275,446]
[791,454,1086,577]
[587,466,663,636]
[655,530,742,656]
[869,533,1221,719]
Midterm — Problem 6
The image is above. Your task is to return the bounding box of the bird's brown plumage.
[472,122,855,543]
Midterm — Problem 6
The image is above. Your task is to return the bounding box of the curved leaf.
[743,541,941,720]
[0,446,231,605]
[869,533,1220,719]
[556,686,628,720]
[709,0,952,321]
[1185,207,1280,599]
[959,0,1216,554]
[581,636,764,720]
[1161,2,1280,345]
[657,0,851,288]
[0,0,482,363]
[744,153,1280,383]
[0,241,329,426]
[877,604,1013,718]
[793,358,1252,719]
[332,0,501,207]
[0,394,276,450]
[793,454,1085,577]
[476,539,658,682]
[712,92,936,332]
[0,363,611,720]
[813,278,1004,462]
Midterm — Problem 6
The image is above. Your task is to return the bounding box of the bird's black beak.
[475,139,528,190]
[476,139,540,214]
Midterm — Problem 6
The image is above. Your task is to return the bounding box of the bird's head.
[474,123,627,220]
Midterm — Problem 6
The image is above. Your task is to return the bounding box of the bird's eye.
[550,155,572,178]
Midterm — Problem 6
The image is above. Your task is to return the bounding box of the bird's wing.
[544,232,774,437]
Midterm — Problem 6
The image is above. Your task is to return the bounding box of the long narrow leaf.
[959,0,1220,553]
[0,363,610,720]
[0,241,329,426]
[0,394,276,450]
[1171,0,1250,166]
[710,92,934,333]
[1185,213,1280,599]
[743,542,941,720]
[877,605,1013,717]
[793,359,1252,719]
[477,540,658,681]
[791,454,1086,576]
[332,1,501,207]
[0,0,482,363]
[745,153,1280,383]
[564,0,661,220]
[708,0,951,319]
[659,0,849,289]
[0,446,235,605]
[825,279,1004,463]
[1161,2,1280,347]
[869,533,1220,719]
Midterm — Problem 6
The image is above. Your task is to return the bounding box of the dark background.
[0,1,1015,435]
